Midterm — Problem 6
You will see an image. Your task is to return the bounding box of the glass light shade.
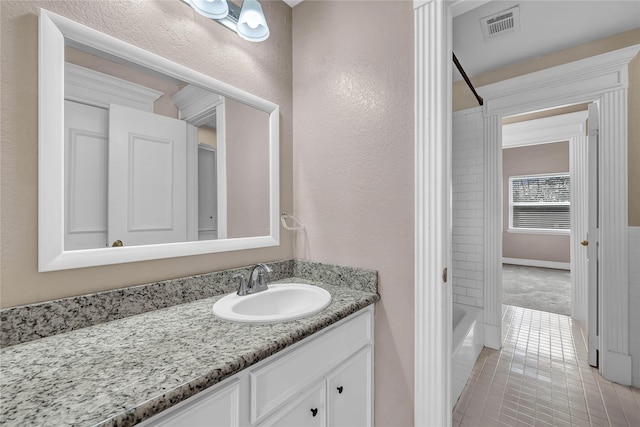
[189,0,229,20]
[237,0,269,42]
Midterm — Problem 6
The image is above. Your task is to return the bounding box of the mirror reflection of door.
[64,100,109,250]
[108,104,188,247]
[198,144,218,241]
[63,63,220,250]
[64,101,196,249]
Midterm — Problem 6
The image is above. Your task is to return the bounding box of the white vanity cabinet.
[139,306,373,427]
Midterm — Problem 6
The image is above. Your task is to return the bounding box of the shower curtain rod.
[453,52,484,106]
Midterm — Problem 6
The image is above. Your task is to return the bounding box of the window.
[509,173,570,233]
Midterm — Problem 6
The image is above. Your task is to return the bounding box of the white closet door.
[108,104,187,247]
[64,100,108,250]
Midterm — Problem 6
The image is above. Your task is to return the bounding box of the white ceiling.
[453,0,640,81]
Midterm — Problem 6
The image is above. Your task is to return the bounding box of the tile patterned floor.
[453,305,640,426]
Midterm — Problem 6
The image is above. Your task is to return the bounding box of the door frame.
[478,45,638,384]
[414,0,640,423]
[501,111,589,322]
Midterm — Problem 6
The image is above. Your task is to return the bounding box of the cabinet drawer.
[139,379,240,427]
[250,308,372,423]
[258,380,326,427]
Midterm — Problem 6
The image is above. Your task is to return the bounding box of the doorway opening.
[500,104,589,317]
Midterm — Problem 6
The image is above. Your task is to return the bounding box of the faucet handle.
[234,273,249,296]
[253,264,272,292]
[257,263,272,273]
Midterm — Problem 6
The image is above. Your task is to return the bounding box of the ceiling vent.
[480,6,520,40]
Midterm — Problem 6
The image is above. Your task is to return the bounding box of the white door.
[587,102,600,367]
[64,100,109,250]
[108,104,188,247]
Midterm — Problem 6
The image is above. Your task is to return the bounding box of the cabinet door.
[327,346,373,427]
[139,380,240,427]
[258,381,326,427]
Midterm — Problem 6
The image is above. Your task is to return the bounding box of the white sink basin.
[212,283,332,324]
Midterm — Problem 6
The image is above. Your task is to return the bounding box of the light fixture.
[182,0,269,43]
[187,0,229,20]
[237,0,270,42]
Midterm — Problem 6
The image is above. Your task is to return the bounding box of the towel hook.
[281,212,304,231]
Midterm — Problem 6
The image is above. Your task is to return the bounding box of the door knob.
[581,240,589,246]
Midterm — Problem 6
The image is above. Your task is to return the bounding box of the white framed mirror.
[38,9,279,272]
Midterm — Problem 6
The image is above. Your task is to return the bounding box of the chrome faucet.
[234,263,273,296]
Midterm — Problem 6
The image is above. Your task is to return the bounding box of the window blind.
[510,174,570,231]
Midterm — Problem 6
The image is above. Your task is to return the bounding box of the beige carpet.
[502,264,571,316]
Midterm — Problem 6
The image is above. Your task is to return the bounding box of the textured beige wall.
[292,1,414,425]
[453,29,640,226]
[0,0,293,308]
[502,142,571,263]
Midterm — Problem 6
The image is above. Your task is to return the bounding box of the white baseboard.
[572,304,586,323]
[484,323,501,350]
[502,257,570,270]
[602,350,632,386]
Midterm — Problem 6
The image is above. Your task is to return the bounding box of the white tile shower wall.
[452,107,485,308]
[629,226,640,387]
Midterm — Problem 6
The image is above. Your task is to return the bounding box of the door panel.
[108,104,187,246]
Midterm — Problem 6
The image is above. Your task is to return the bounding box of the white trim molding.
[414,0,497,423]
[65,62,163,111]
[481,44,640,385]
[479,45,640,116]
[172,84,223,126]
[483,114,502,350]
[414,0,452,425]
[629,227,640,388]
[598,88,632,385]
[502,111,587,148]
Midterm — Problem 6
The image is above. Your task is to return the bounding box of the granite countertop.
[0,277,379,426]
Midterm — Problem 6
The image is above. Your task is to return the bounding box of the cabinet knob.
[337,386,344,394]
[310,408,318,417]
[581,240,589,246]
[111,240,123,247]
